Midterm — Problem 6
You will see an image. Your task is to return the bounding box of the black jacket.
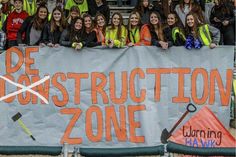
[88,0,110,24]
[17,16,47,45]
[150,26,173,47]
[42,23,64,44]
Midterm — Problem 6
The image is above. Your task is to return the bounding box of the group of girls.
[16,1,223,51]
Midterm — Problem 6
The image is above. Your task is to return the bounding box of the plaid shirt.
[0,31,6,50]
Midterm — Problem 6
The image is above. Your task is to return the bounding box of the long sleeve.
[135,25,151,46]
[6,13,14,32]
[150,29,162,47]
[17,16,32,45]
[59,29,72,47]
[208,25,220,44]
[7,11,29,41]
[103,5,110,25]
[86,31,101,47]
[227,3,235,25]
[105,26,127,48]
[163,27,173,47]
[42,24,50,44]
[113,26,127,48]
[174,33,186,46]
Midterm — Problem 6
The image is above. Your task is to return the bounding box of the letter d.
[6,47,24,74]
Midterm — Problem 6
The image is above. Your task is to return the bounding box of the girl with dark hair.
[210,0,235,45]
[66,6,80,26]
[165,12,185,46]
[60,16,86,50]
[133,0,152,24]
[42,7,67,47]
[105,12,127,48]
[17,4,48,46]
[175,0,204,26]
[83,13,100,47]
[127,11,151,46]
[93,13,106,45]
[184,12,220,49]
[149,11,172,49]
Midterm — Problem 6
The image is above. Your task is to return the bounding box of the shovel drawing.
[160,103,197,144]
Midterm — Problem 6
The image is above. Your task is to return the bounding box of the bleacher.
[107,0,134,24]
[107,0,158,24]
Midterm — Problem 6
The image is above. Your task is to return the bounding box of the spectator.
[42,7,67,47]
[165,12,185,46]
[65,0,88,16]
[17,4,49,46]
[66,6,80,26]
[93,13,106,45]
[133,0,152,24]
[149,11,172,49]
[22,0,36,15]
[210,0,235,45]
[127,11,151,46]
[83,13,100,47]
[151,0,166,22]
[175,0,204,26]
[105,12,127,48]
[60,16,87,50]
[184,12,220,49]
[88,0,110,24]
[6,0,28,48]
[0,3,8,30]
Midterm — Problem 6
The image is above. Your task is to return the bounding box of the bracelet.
[72,42,77,48]
[79,42,83,48]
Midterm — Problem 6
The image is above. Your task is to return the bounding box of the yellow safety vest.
[0,14,7,30]
[198,24,212,46]
[129,27,140,44]
[105,25,127,48]
[23,0,36,15]
[172,27,186,43]
[48,13,52,21]
[65,0,88,14]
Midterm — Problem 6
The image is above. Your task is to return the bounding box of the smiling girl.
[17,4,49,46]
[42,7,67,47]
[83,13,101,47]
[93,13,106,45]
[184,13,220,49]
[60,16,86,50]
[105,12,127,48]
[127,11,151,46]
[149,11,172,49]
[166,12,185,46]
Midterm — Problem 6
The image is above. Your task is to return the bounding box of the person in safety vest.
[105,12,127,48]
[184,12,220,49]
[93,13,106,45]
[127,11,151,46]
[149,11,172,49]
[6,0,28,48]
[65,0,88,16]
[23,0,36,15]
[165,12,185,46]
[0,3,7,30]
